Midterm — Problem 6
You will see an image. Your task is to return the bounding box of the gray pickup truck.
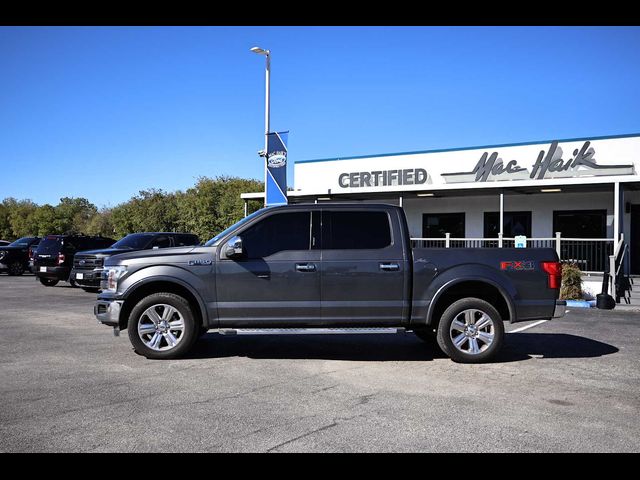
[94,203,565,363]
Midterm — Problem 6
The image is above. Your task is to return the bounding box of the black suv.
[71,232,200,292]
[34,235,116,287]
[0,237,41,276]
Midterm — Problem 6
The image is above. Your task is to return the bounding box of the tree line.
[0,176,264,243]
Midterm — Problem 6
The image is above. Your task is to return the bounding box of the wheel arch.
[426,277,515,328]
[118,277,209,331]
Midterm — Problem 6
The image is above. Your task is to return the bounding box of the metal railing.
[410,233,615,273]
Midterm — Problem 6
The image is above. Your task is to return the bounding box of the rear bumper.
[553,300,567,318]
[94,299,122,327]
[35,266,70,280]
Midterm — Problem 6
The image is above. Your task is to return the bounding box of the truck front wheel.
[436,297,504,363]
[8,261,24,276]
[127,292,199,360]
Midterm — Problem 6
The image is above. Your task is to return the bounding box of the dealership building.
[242,133,640,284]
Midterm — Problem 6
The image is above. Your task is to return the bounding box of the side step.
[218,327,405,336]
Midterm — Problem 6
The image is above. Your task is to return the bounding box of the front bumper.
[94,299,123,327]
[71,268,103,287]
[0,262,7,270]
[553,300,567,318]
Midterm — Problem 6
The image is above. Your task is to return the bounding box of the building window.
[422,213,465,238]
[484,211,532,238]
[553,210,607,238]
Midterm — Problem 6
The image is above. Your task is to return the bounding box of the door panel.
[214,211,321,326]
[320,209,408,326]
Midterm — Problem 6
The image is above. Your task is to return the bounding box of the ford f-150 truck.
[94,204,565,363]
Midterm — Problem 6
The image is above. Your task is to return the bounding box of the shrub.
[560,262,583,300]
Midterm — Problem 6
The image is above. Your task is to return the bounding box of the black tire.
[7,261,24,276]
[82,287,100,293]
[436,297,505,363]
[68,278,77,287]
[413,328,436,343]
[127,292,199,360]
[39,277,59,287]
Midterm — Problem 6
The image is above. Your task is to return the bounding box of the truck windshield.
[204,209,265,247]
[111,233,156,250]
[9,237,33,247]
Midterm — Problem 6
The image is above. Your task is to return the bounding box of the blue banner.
[265,131,288,206]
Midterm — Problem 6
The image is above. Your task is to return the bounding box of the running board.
[218,327,405,336]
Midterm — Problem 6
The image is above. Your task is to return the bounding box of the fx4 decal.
[500,260,535,271]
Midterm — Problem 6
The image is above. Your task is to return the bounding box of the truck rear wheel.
[127,292,199,360]
[436,297,504,363]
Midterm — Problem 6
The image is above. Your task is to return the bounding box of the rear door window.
[322,211,392,250]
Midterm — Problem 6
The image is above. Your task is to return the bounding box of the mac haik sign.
[442,140,636,183]
[293,135,640,195]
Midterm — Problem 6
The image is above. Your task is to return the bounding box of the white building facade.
[243,133,640,276]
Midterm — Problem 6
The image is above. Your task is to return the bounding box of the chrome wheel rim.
[449,308,495,355]
[138,304,185,351]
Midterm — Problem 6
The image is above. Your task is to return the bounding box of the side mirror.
[225,236,243,259]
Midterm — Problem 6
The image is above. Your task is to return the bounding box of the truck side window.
[241,212,311,259]
[150,236,171,249]
[322,211,392,249]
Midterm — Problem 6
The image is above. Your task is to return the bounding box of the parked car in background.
[0,240,11,246]
[0,237,41,276]
[34,234,115,287]
[72,232,200,293]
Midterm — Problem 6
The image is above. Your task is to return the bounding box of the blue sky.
[1,26,640,208]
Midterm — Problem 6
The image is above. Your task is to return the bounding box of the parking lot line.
[508,319,549,333]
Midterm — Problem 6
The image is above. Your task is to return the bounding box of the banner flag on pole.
[265,131,288,206]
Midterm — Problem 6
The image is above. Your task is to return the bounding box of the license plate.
[39,266,47,272]
[76,273,84,280]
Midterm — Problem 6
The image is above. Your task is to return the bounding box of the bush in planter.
[560,262,583,300]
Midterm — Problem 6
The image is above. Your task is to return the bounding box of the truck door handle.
[296,263,317,272]
[379,263,400,271]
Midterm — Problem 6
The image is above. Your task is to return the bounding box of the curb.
[565,299,594,308]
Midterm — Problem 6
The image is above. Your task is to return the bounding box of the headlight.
[0,251,5,260]
[101,265,127,292]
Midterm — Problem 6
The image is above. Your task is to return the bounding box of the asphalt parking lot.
[1,274,639,452]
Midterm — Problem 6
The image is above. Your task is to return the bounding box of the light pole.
[250,46,271,206]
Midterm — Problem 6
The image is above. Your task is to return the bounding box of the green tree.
[177,176,263,241]
[85,208,116,238]
[111,189,180,237]
[0,199,14,240]
[31,204,58,236]
[7,199,38,238]
[54,197,97,234]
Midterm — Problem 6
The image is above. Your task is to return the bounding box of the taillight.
[541,261,561,289]
[58,253,65,265]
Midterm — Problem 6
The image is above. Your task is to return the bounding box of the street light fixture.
[251,46,271,206]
